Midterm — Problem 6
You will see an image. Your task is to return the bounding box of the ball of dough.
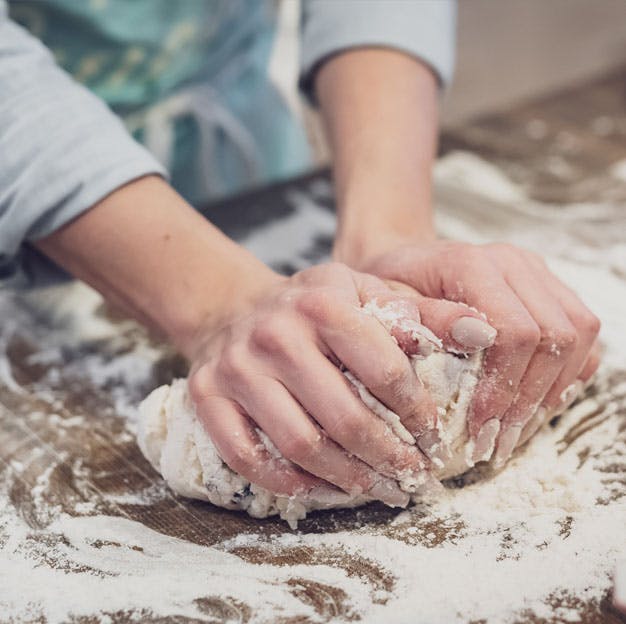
[137,348,483,528]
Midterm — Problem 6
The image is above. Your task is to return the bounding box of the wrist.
[333,193,436,271]
[169,259,284,360]
[329,134,437,270]
[316,47,440,271]
[35,175,285,361]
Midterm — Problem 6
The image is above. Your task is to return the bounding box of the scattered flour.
[1,152,625,622]
[1,388,623,623]
[611,158,626,182]
[616,561,626,611]
[137,342,484,527]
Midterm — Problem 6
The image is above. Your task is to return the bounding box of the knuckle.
[554,328,578,351]
[216,344,248,385]
[222,444,255,476]
[458,245,491,272]
[500,322,541,351]
[332,410,361,443]
[376,362,412,396]
[187,366,211,402]
[323,260,350,274]
[300,261,349,284]
[524,249,546,266]
[251,315,292,355]
[539,327,577,356]
[575,311,601,337]
[280,432,321,463]
[295,289,337,324]
[455,243,481,261]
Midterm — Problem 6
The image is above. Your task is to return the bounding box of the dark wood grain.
[1,69,625,624]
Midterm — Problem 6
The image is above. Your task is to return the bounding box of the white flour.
[1,152,625,622]
[1,390,623,623]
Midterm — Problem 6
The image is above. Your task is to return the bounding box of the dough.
[138,353,482,528]
[137,320,485,528]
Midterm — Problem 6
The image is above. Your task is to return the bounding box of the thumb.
[353,273,441,357]
[414,294,497,354]
[353,272,496,356]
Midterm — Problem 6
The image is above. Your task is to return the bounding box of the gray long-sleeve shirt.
[0,0,456,286]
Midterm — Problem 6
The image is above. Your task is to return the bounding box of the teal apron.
[9,0,312,206]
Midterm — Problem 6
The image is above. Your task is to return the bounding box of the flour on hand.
[136,303,575,527]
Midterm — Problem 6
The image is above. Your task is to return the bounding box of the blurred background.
[269,0,626,162]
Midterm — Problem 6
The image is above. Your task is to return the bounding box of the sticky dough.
[137,348,484,528]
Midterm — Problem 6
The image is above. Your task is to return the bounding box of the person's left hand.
[350,240,601,468]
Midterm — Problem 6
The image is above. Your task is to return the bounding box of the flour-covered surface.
[1,72,626,623]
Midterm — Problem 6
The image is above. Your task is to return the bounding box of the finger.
[234,375,410,507]
[451,270,540,461]
[366,280,497,355]
[362,297,441,357]
[515,340,599,451]
[516,406,550,448]
[376,273,498,358]
[515,343,601,453]
[267,347,430,484]
[352,272,451,357]
[326,305,440,441]
[579,339,601,383]
[492,271,578,468]
[195,394,326,498]
[511,258,601,450]
[411,294,497,354]
[299,287,440,442]
[533,269,601,409]
[369,269,535,465]
[519,383,581,450]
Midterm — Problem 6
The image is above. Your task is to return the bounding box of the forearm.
[35,176,280,357]
[316,48,439,267]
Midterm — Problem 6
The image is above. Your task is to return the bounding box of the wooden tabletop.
[1,70,625,623]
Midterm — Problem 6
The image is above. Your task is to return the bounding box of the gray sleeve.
[0,0,166,281]
[300,0,457,101]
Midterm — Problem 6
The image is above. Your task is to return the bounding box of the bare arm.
[315,48,600,467]
[36,176,276,358]
[316,48,439,267]
[35,175,459,503]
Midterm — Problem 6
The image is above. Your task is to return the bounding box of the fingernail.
[493,425,522,469]
[472,418,501,463]
[396,467,443,495]
[451,317,497,350]
[517,407,547,447]
[306,486,353,506]
[417,429,450,471]
[559,382,581,409]
[369,479,410,508]
[414,471,445,496]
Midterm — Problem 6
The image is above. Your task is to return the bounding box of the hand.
[353,241,601,468]
[187,262,491,506]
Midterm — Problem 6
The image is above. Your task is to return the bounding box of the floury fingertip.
[517,407,548,448]
[472,418,501,463]
[368,480,411,508]
[492,425,522,469]
[305,486,353,506]
[417,429,449,470]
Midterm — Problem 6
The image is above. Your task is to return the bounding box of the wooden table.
[1,70,625,623]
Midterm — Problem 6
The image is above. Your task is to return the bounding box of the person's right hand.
[187,262,492,507]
